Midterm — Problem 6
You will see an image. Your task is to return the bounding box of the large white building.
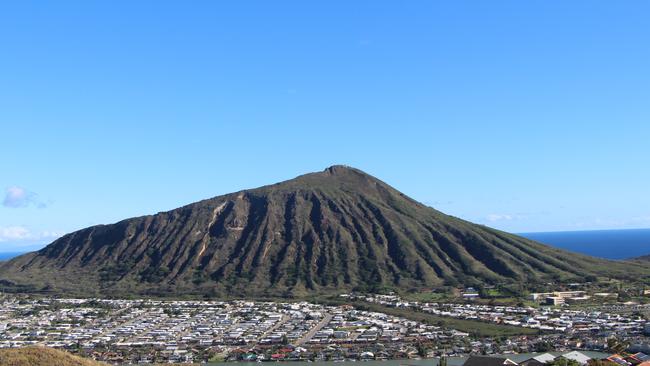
[529,291,586,302]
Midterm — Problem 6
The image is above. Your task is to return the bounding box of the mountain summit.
[1,166,646,297]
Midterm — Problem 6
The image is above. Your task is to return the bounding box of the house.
[605,354,631,365]
[560,351,591,365]
[520,353,556,365]
[360,351,374,359]
[626,352,650,365]
[462,355,519,366]
[519,360,545,366]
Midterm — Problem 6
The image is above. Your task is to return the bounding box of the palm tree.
[439,355,447,366]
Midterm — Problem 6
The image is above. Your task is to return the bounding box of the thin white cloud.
[425,200,454,206]
[631,216,650,225]
[0,226,64,243]
[0,226,32,241]
[486,214,515,222]
[2,186,46,208]
[484,211,532,223]
[568,216,650,230]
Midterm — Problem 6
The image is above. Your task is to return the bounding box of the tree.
[416,342,427,357]
[585,275,598,283]
[534,341,553,352]
[548,358,581,366]
[607,337,629,354]
[439,356,448,366]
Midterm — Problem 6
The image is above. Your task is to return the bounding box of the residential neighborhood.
[0,296,458,363]
[0,293,649,364]
[357,293,649,336]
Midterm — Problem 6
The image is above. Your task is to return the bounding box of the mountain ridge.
[1,166,648,298]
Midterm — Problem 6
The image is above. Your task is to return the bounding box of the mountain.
[0,347,105,366]
[632,254,650,262]
[0,166,647,298]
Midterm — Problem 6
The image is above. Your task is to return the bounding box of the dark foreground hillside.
[1,166,648,298]
[0,347,105,366]
[633,254,650,261]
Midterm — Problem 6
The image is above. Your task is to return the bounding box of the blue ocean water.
[520,228,650,260]
[0,252,25,261]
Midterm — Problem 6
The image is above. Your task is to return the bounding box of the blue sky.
[1,1,649,251]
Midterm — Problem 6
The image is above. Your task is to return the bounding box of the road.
[294,313,333,346]
[258,314,291,341]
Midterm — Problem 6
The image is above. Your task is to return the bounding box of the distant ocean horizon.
[0,252,26,261]
[519,228,650,260]
[1,228,648,261]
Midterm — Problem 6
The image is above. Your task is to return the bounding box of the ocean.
[520,228,650,260]
[0,252,25,261]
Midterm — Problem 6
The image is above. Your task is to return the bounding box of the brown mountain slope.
[0,166,647,298]
[0,347,105,366]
